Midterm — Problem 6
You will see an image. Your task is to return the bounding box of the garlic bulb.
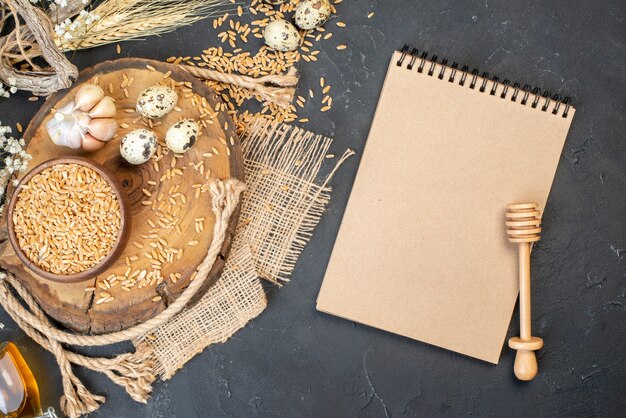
[46,83,118,151]
[47,102,89,149]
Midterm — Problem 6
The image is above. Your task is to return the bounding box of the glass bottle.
[0,342,56,418]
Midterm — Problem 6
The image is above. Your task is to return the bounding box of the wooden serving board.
[0,59,244,334]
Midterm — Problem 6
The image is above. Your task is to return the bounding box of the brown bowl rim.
[6,156,131,283]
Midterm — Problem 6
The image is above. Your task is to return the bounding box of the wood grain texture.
[0,58,244,334]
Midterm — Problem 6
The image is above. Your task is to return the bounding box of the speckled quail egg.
[263,19,301,52]
[136,85,178,119]
[166,119,200,154]
[120,129,158,165]
[295,0,332,30]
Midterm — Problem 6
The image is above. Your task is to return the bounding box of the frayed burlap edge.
[238,119,354,284]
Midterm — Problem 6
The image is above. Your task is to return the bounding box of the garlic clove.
[81,133,106,152]
[75,84,105,112]
[87,118,118,142]
[88,96,116,118]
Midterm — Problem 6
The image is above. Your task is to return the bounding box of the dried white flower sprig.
[0,123,32,212]
[54,9,101,46]
[0,79,18,99]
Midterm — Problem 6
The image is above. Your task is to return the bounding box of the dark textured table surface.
[1,0,624,416]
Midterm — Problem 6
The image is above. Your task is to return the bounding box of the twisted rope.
[0,178,245,417]
[0,0,79,95]
[5,269,155,402]
[180,65,298,109]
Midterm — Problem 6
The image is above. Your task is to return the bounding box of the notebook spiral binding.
[396,45,571,118]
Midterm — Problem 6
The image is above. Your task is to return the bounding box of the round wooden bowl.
[6,157,131,283]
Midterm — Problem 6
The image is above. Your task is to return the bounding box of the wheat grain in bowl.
[12,163,121,275]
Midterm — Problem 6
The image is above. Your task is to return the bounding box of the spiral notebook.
[317,45,576,363]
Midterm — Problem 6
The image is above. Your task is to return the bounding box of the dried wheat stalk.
[57,0,238,52]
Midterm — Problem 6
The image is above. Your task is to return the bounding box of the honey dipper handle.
[513,242,540,381]
[519,243,532,340]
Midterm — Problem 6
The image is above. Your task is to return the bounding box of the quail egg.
[120,129,158,165]
[166,119,200,154]
[136,85,178,119]
[263,19,301,52]
[294,0,332,30]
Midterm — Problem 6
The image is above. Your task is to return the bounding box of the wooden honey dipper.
[506,202,544,381]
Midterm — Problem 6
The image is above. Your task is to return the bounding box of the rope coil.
[0,0,79,95]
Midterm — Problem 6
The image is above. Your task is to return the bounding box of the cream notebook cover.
[317,46,575,363]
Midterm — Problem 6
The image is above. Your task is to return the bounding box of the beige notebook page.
[317,51,575,364]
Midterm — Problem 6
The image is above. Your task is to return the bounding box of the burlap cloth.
[0,118,352,417]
